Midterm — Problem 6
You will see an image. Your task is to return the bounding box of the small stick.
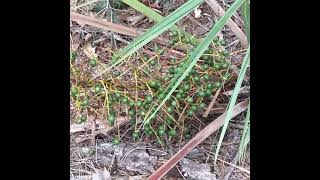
[205,0,248,48]
[203,87,222,117]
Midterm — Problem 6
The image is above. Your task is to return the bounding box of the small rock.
[80,147,90,155]
[114,143,126,165]
[98,143,114,154]
[123,144,135,155]
[123,149,157,175]
[185,148,205,159]
[99,155,114,167]
[147,149,167,157]
[180,158,217,180]
[92,168,111,180]
[116,144,134,168]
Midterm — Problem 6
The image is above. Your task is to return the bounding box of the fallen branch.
[148,100,249,180]
[70,12,141,37]
[205,0,248,48]
[70,12,187,56]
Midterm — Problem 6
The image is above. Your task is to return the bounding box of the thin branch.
[205,0,248,48]
[203,87,222,117]
[70,12,140,37]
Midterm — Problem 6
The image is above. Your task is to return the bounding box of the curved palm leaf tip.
[143,0,247,125]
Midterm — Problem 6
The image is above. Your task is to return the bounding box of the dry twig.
[203,87,222,117]
[205,0,248,48]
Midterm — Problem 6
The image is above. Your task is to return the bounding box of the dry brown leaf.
[70,31,82,50]
[70,117,127,134]
[126,14,145,25]
[83,42,98,59]
[194,8,202,18]
[223,86,250,96]
[71,116,127,144]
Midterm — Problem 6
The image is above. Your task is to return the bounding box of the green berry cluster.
[70,30,232,144]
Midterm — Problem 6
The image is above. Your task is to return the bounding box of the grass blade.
[240,124,250,162]
[213,45,250,165]
[238,102,250,162]
[233,0,250,165]
[231,0,250,165]
[112,0,204,64]
[241,0,250,41]
[122,0,165,22]
[144,0,246,125]
[122,0,201,45]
